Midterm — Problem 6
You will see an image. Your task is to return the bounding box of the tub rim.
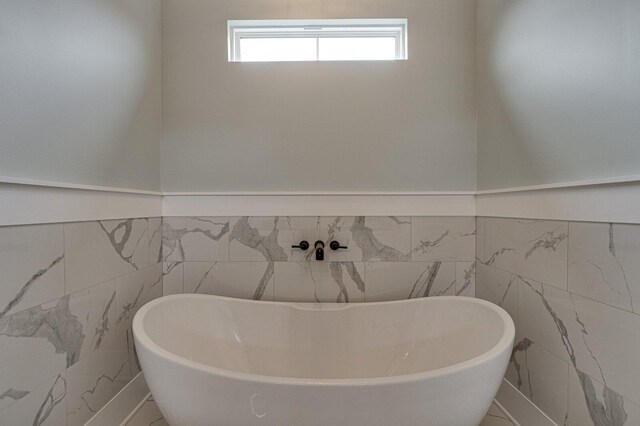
[133,294,515,387]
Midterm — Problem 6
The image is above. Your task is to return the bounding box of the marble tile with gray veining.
[162,261,184,296]
[0,297,85,368]
[505,338,569,424]
[365,262,456,302]
[567,366,640,426]
[115,264,163,334]
[65,333,133,426]
[68,280,116,360]
[455,262,475,297]
[317,217,359,261]
[0,224,65,319]
[65,219,149,293]
[353,216,411,262]
[0,374,67,426]
[277,216,321,261]
[476,217,486,264]
[148,217,163,265]
[229,217,289,261]
[162,217,229,262]
[411,217,475,261]
[480,403,515,426]
[518,276,640,414]
[97,219,149,271]
[566,294,640,411]
[274,262,365,303]
[183,261,274,301]
[484,218,568,289]
[320,216,411,262]
[569,222,640,314]
[517,276,585,365]
[125,395,168,426]
[476,263,518,327]
[0,296,82,411]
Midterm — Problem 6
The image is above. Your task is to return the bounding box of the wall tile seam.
[62,262,163,298]
[507,341,572,423]
[566,221,571,319]
[0,264,163,418]
[3,217,635,315]
[478,215,640,227]
[1,261,162,316]
[500,286,640,418]
[477,261,640,320]
[173,261,471,289]
[0,262,163,334]
[170,259,477,263]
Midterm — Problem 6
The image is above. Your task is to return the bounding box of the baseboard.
[495,379,557,426]
[85,372,150,426]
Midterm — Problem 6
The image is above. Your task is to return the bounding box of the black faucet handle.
[329,241,348,251]
[292,240,310,251]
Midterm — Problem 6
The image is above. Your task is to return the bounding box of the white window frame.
[228,19,408,62]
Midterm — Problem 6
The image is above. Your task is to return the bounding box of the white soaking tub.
[133,294,514,426]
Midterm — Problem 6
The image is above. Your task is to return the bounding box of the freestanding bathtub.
[133,294,514,426]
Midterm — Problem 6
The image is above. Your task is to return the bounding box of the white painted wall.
[4,0,637,196]
[0,0,162,191]
[161,0,477,192]
[477,0,640,190]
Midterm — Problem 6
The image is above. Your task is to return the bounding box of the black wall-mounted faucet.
[292,240,347,261]
[314,240,325,261]
[291,240,324,260]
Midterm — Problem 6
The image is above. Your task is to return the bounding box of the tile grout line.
[483,259,640,319]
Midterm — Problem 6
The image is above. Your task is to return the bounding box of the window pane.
[318,37,397,61]
[239,38,317,62]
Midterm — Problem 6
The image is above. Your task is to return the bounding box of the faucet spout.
[314,241,325,261]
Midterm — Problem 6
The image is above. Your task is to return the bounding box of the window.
[228,19,408,62]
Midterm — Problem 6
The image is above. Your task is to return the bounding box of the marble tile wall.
[161,216,476,303]
[0,215,473,425]
[476,217,640,426]
[6,213,639,426]
[0,217,163,426]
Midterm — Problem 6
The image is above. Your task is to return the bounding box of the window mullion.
[228,19,408,62]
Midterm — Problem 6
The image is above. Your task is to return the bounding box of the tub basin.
[133,294,514,426]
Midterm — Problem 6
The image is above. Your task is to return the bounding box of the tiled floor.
[126,398,514,426]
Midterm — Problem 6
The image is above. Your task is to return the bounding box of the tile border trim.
[495,379,557,426]
[85,372,150,426]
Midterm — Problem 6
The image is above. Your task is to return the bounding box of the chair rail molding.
[2,175,640,225]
